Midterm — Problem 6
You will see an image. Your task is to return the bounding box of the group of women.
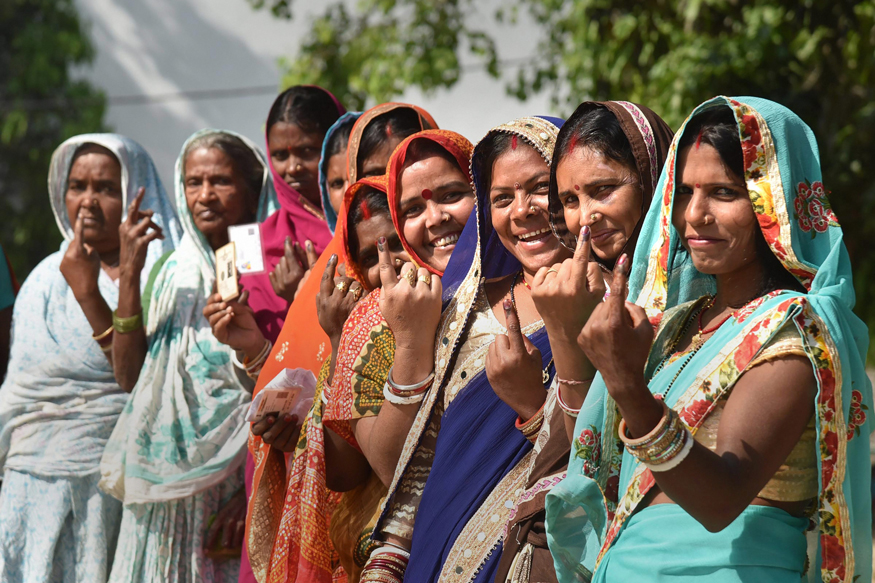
[0,84,870,583]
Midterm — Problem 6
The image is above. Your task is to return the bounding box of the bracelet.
[515,403,545,443]
[380,542,411,558]
[112,310,143,334]
[556,384,580,418]
[231,340,272,375]
[100,343,113,354]
[92,324,114,343]
[646,428,694,472]
[360,545,409,583]
[556,376,592,387]
[386,366,435,394]
[383,382,425,406]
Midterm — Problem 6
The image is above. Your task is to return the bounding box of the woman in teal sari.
[545,96,872,582]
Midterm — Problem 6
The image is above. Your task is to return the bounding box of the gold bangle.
[92,324,114,342]
[100,343,113,354]
[112,310,143,334]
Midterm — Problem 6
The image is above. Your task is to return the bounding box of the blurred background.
[1,0,874,362]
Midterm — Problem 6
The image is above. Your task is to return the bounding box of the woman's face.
[489,142,570,273]
[359,135,405,178]
[65,145,124,255]
[555,146,643,262]
[268,121,323,205]
[672,143,758,276]
[184,147,258,250]
[353,212,410,289]
[397,153,475,273]
[325,151,349,214]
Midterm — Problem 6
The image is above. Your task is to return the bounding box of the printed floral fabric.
[545,97,872,583]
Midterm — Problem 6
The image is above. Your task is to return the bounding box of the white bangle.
[383,382,425,406]
[231,340,272,372]
[646,429,694,472]
[387,366,435,394]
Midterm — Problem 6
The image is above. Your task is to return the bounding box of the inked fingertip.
[581,226,591,241]
[503,298,513,311]
[618,253,628,267]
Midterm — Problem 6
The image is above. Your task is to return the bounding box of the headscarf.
[319,111,363,233]
[346,103,438,184]
[546,101,675,255]
[338,174,390,290]
[0,133,182,479]
[99,129,278,504]
[241,87,342,342]
[374,118,561,583]
[245,104,439,583]
[385,129,474,275]
[545,97,872,583]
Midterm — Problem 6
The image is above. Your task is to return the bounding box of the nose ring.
[394,257,403,266]
[529,205,538,214]
[295,163,302,171]
[590,213,599,222]
[441,212,450,222]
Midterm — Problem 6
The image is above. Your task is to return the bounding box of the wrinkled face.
[65,145,124,254]
[488,142,570,273]
[268,121,323,205]
[397,153,475,273]
[359,135,404,178]
[555,146,643,262]
[325,151,348,214]
[352,212,410,290]
[672,143,758,276]
[184,147,258,250]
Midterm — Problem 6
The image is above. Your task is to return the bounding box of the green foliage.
[257,0,875,358]
[0,0,106,279]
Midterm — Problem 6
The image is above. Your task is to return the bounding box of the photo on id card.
[228,223,265,275]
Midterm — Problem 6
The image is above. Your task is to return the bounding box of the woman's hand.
[531,226,605,344]
[118,187,164,282]
[376,237,442,354]
[204,488,247,558]
[269,237,319,303]
[251,413,302,453]
[203,289,265,357]
[60,211,102,301]
[316,254,363,345]
[577,255,653,402]
[485,299,546,421]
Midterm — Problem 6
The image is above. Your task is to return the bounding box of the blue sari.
[375,116,564,583]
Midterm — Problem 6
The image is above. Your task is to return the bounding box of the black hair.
[266,86,341,136]
[403,137,461,173]
[472,132,541,198]
[184,133,264,205]
[554,106,637,173]
[678,106,805,301]
[326,116,356,159]
[357,108,423,176]
[346,185,391,264]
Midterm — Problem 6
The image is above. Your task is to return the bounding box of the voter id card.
[215,242,239,301]
[228,223,265,274]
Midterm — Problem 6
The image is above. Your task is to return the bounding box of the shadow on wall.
[75,0,283,188]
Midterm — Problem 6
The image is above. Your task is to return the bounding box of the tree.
[251,0,875,358]
[0,0,106,279]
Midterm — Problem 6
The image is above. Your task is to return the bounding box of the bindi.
[421,188,433,200]
[695,183,701,188]
[573,184,580,191]
[514,182,522,190]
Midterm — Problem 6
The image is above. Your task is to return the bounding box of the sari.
[545,96,873,583]
[240,86,342,343]
[494,105,673,583]
[100,129,278,583]
[0,133,182,582]
[244,104,438,583]
[372,118,558,583]
[319,111,363,234]
[0,243,16,310]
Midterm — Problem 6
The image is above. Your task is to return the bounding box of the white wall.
[73,0,553,190]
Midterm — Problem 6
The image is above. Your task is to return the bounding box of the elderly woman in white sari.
[0,134,182,582]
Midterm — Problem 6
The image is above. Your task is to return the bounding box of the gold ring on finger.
[405,268,417,287]
[350,285,363,301]
[546,268,559,275]
[336,281,349,294]
[418,274,431,285]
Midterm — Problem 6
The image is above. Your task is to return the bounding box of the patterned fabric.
[246,103,437,583]
[385,129,474,275]
[319,112,362,234]
[107,466,244,583]
[0,469,122,583]
[545,97,872,583]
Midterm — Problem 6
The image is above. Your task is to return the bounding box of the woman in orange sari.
[244,104,437,583]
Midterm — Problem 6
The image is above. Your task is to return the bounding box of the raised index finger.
[320,254,338,296]
[502,298,526,353]
[127,187,146,223]
[376,237,398,290]
[608,254,632,326]
[570,225,592,282]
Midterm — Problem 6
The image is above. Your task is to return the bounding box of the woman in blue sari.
[545,97,872,582]
[364,116,569,583]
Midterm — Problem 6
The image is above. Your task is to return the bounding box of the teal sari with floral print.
[545,97,872,583]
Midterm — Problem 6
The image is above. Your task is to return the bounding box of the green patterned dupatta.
[99,129,278,504]
[545,97,872,583]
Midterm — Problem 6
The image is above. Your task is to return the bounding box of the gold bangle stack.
[515,405,545,443]
[112,310,143,334]
[619,399,692,470]
[93,324,114,353]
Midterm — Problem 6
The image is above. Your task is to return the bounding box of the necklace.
[650,296,712,398]
[300,197,326,221]
[688,296,736,348]
[508,270,554,383]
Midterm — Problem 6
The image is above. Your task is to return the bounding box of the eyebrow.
[490,171,550,192]
[400,180,470,208]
